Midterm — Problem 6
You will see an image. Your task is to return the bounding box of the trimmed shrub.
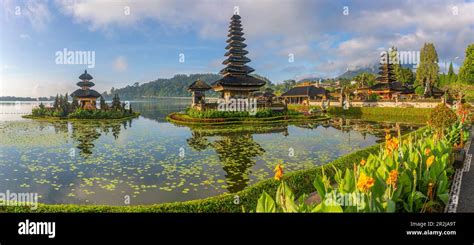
[428,103,457,136]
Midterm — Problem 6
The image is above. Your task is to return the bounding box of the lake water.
[0,99,421,205]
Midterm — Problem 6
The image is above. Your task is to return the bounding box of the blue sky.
[1,0,473,97]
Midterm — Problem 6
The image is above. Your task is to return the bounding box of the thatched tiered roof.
[71,70,101,99]
[212,14,265,92]
[188,80,211,91]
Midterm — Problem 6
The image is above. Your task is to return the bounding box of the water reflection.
[132,99,189,122]
[184,119,419,192]
[0,101,424,205]
[186,127,287,193]
[48,120,133,158]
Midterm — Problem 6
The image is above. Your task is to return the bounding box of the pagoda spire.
[220,14,255,76]
[376,52,397,84]
[211,14,266,99]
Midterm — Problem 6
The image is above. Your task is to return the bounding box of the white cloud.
[113,56,128,72]
[24,0,52,31]
[19,34,31,39]
[3,0,52,32]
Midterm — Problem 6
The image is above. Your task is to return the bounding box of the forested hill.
[101,74,222,100]
[101,73,273,100]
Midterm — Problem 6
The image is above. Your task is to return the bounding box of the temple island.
[168,14,328,125]
[24,70,140,120]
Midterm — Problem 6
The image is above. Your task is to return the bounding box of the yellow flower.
[360,159,366,166]
[426,155,435,168]
[424,148,431,156]
[274,163,284,181]
[386,169,398,187]
[357,172,375,192]
[385,134,391,141]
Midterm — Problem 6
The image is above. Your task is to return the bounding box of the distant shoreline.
[0,97,196,103]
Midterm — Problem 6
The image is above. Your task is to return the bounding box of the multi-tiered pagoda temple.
[212,14,266,99]
[71,70,101,110]
[369,52,407,99]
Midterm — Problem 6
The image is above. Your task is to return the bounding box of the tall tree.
[100,96,107,110]
[448,62,455,77]
[416,43,439,97]
[71,97,79,111]
[53,94,59,110]
[458,43,474,84]
[111,94,122,110]
[389,46,402,80]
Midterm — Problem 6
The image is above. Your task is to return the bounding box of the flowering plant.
[256,128,453,213]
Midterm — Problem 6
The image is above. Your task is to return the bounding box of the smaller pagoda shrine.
[188,79,211,110]
[71,70,101,110]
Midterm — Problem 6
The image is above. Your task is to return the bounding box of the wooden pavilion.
[188,79,211,110]
[281,83,328,104]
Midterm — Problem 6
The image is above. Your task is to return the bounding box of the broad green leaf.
[385,200,396,213]
[313,174,327,199]
[256,191,276,213]
[275,181,298,212]
[311,201,343,213]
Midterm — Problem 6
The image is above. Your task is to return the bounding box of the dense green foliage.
[353,72,376,87]
[186,108,250,118]
[458,43,474,84]
[396,67,416,84]
[28,93,137,120]
[416,43,439,97]
[185,108,301,119]
[101,74,222,100]
[68,109,139,119]
[428,104,457,136]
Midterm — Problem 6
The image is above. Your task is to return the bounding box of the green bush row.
[167,112,328,126]
[68,109,139,119]
[327,106,433,119]
[27,109,140,120]
[185,108,301,119]
[0,127,427,213]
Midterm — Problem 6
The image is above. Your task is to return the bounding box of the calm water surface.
[0,99,421,205]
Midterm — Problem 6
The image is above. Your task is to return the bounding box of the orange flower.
[357,172,375,192]
[360,159,366,166]
[426,155,435,168]
[424,148,431,156]
[385,137,399,155]
[274,163,284,181]
[386,169,398,187]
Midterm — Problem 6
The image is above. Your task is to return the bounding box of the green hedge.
[23,111,140,121]
[167,112,329,126]
[0,127,427,213]
[185,108,301,119]
[327,106,433,119]
[68,109,140,119]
